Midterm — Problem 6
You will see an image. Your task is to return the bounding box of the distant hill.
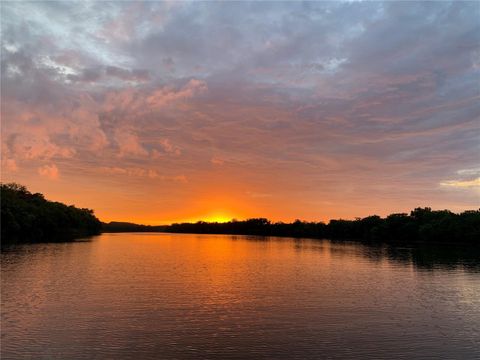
[102,221,167,232]
[1,183,102,245]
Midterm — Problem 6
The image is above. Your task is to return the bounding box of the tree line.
[1,182,478,245]
[1,183,102,245]
[103,207,480,244]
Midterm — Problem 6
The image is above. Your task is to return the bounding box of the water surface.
[2,233,479,359]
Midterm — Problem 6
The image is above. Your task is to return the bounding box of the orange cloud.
[2,158,18,173]
[38,164,59,180]
[103,79,207,114]
[146,79,207,109]
[210,157,225,165]
[114,128,149,157]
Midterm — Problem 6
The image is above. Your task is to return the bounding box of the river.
[2,233,479,359]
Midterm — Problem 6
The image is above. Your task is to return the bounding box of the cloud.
[210,157,225,165]
[457,168,480,176]
[114,128,149,157]
[145,79,207,109]
[105,66,150,82]
[98,167,128,175]
[38,164,59,180]
[1,1,479,222]
[1,94,106,162]
[440,178,480,189]
[67,66,151,83]
[159,138,181,156]
[246,191,272,199]
[98,166,187,183]
[10,134,75,160]
[2,158,18,172]
[67,68,102,83]
[440,168,480,189]
[101,78,207,114]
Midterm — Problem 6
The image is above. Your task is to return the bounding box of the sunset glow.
[1,1,479,224]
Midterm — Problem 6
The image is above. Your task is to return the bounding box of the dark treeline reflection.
[1,183,101,245]
[231,236,480,271]
[336,240,480,271]
[104,207,480,245]
[380,242,480,271]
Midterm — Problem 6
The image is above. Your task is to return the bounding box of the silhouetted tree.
[1,183,101,245]
[102,207,480,244]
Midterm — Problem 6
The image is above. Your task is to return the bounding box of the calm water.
[2,233,479,359]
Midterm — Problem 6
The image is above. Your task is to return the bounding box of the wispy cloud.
[440,178,480,189]
[98,166,187,183]
[38,164,59,180]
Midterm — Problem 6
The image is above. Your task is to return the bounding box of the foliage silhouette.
[2,182,478,245]
[1,183,101,245]
[103,207,480,244]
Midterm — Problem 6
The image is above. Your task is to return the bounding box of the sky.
[1,1,479,224]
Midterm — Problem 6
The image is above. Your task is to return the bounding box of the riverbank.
[102,208,480,245]
[1,183,101,246]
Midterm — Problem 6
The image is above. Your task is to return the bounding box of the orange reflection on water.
[2,233,480,359]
